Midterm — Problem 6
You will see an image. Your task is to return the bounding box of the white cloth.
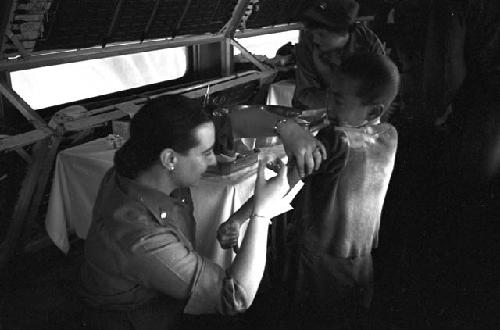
[45,138,297,268]
[266,80,296,107]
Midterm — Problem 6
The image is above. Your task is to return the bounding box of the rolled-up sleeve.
[122,227,250,315]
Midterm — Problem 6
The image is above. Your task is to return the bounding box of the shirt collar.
[114,170,190,224]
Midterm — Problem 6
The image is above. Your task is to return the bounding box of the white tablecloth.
[266,79,296,107]
[45,138,286,268]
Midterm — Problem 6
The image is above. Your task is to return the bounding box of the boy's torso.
[292,122,398,258]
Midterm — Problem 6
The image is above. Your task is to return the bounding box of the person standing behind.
[286,54,400,328]
[292,0,385,110]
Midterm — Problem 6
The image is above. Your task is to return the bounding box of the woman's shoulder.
[101,200,181,250]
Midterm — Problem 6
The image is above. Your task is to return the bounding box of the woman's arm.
[227,159,289,299]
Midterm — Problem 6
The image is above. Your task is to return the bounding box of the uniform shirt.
[293,22,385,109]
[291,122,398,258]
[80,169,250,316]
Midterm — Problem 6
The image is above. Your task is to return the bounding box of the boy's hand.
[278,121,327,178]
[217,219,241,250]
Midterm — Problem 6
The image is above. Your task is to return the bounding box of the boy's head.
[328,53,400,127]
[301,0,359,53]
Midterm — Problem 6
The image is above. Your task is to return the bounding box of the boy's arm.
[217,196,254,250]
[228,109,326,178]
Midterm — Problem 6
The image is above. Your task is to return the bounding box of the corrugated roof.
[1,0,308,62]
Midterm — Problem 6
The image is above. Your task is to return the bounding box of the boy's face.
[310,28,349,53]
[328,74,371,127]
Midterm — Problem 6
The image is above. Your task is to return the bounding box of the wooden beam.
[174,0,192,36]
[220,38,233,76]
[234,23,302,38]
[21,133,62,254]
[5,31,30,58]
[0,137,50,270]
[63,109,128,131]
[0,0,16,57]
[220,0,251,38]
[4,70,275,137]
[141,0,161,41]
[179,70,275,98]
[0,80,51,132]
[102,0,125,47]
[14,147,33,164]
[0,129,51,151]
[0,70,11,125]
[229,38,273,72]
[0,34,224,72]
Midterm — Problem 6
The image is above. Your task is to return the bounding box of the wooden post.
[0,130,62,270]
[220,38,234,77]
[0,0,16,57]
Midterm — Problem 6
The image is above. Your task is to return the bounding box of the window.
[10,47,187,110]
[234,30,299,59]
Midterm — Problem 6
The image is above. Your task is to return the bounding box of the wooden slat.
[0,80,51,132]
[187,72,275,98]
[14,147,33,164]
[234,23,301,38]
[141,0,161,41]
[63,109,127,131]
[174,0,192,34]
[21,133,62,254]
[0,34,224,72]
[5,31,30,58]
[0,138,50,270]
[220,0,251,38]
[0,0,16,57]
[229,38,272,72]
[0,129,51,151]
[102,0,125,47]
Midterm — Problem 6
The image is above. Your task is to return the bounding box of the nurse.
[80,95,292,329]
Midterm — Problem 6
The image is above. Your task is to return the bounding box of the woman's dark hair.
[114,94,211,179]
[339,53,400,108]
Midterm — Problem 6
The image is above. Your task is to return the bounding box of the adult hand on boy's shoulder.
[278,121,327,178]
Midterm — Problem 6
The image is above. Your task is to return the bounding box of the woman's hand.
[253,158,290,217]
[217,220,241,250]
[278,121,327,178]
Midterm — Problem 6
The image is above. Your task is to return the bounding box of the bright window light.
[10,47,187,110]
[234,30,299,59]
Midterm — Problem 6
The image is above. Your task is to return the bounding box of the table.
[266,79,296,107]
[45,138,290,268]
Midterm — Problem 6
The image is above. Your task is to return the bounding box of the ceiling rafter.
[0,0,17,57]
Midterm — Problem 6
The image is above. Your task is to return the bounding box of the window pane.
[10,47,187,110]
[234,30,299,59]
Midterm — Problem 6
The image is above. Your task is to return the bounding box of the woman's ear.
[366,104,384,121]
[160,148,176,171]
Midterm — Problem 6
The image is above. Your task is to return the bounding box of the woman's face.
[172,122,216,187]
